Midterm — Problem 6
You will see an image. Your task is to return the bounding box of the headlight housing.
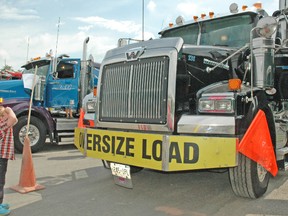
[86,100,97,113]
[198,95,235,114]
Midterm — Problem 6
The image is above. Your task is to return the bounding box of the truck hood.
[178,45,241,96]
[0,79,30,100]
[182,44,239,71]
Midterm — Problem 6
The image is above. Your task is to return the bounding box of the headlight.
[86,101,97,113]
[198,96,234,113]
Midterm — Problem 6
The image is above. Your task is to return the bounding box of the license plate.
[110,163,133,188]
[110,163,131,179]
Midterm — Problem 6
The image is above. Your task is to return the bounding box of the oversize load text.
[79,133,199,164]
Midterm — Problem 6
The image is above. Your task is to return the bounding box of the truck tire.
[229,92,274,199]
[13,116,47,153]
[229,153,270,198]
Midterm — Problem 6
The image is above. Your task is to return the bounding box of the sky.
[0,0,279,71]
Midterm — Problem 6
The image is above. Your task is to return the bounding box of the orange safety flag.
[238,110,278,176]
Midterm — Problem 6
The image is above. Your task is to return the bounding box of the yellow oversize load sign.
[74,128,238,171]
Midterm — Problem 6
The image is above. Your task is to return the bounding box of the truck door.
[45,59,80,110]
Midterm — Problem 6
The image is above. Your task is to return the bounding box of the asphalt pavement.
[4,143,288,216]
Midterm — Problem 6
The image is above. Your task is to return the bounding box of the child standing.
[0,106,18,216]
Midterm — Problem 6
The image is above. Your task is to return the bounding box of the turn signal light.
[93,87,98,97]
[228,79,241,91]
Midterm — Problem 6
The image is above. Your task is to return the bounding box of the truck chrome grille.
[99,56,169,124]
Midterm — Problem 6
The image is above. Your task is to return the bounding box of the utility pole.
[142,0,144,41]
[55,17,61,58]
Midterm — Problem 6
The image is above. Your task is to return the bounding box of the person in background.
[0,106,18,216]
[65,108,73,118]
[65,99,74,119]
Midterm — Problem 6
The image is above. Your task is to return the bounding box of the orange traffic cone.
[10,136,45,194]
[78,108,84,128]
[238,109,278,176]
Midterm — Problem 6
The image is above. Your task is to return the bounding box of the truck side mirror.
[52,71,58,79]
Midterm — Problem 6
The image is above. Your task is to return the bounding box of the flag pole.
[26,65,38,134]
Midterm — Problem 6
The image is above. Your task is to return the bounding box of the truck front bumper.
[74,128,238,171]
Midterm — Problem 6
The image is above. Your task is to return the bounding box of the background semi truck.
[0,37,99,153]
[75,2,288,198]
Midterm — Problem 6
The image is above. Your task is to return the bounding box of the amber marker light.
[253,2,262,9]
[32,57,41,61]
[201,13,206,19]
[228,79,242,91]
[209,12,214,18]
[0,98,3,103]
[193,16,198,22]
[242,5,248,11]
[169,23,173,27]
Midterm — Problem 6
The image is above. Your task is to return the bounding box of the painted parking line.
[74,170,88,180]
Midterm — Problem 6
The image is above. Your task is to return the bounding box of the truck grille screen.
[99,56,169,124]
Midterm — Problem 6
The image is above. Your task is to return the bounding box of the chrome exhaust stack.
[251,17,277,90]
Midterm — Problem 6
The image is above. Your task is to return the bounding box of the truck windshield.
[22,61,50,77]
[161,13,255,47]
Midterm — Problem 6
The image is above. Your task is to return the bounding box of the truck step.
[57,138,74,145]
[56,131,74,144]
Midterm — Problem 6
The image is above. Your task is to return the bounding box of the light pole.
[142,0,144,41]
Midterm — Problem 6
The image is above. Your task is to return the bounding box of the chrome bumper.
[177,115,235,135]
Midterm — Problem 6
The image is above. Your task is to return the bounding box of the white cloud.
[176,2,200,17]
[147,1,156,12]
[78,25,94,32]
[74,16,141,34]
[0,4,39,20]
[0,30,114,70]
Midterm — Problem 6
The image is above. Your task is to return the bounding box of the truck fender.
[11,101,55,133]
[10,101,55,153]
[244,91,276,148]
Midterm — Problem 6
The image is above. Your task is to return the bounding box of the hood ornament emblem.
[125,46,146,61]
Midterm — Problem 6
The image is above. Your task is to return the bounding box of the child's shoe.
[0,204,9,209]
[0,205,10,216]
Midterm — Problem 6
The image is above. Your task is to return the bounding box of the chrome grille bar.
[99,56,169,124]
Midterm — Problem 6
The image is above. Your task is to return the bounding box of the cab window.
[57,62,74,79]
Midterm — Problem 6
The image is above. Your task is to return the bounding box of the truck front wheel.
[13,116,47,153]
[229,153,270,199]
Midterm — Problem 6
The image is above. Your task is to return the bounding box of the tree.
[1,65,13,71]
